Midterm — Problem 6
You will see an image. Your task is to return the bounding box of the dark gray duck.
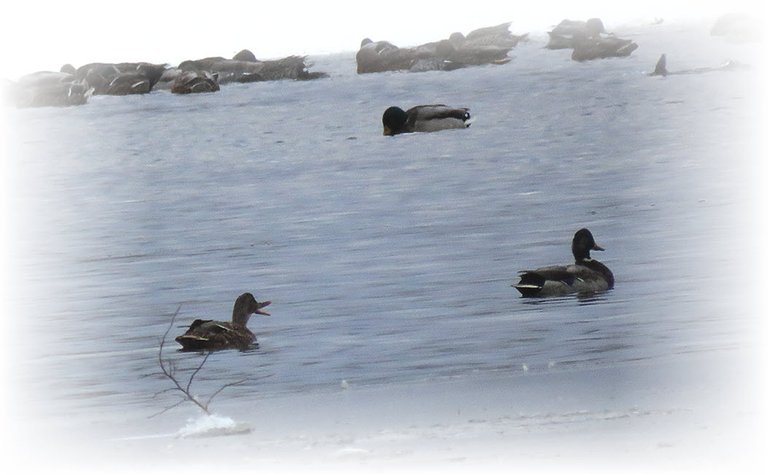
[382,104,470,136]
[513,228,614,297]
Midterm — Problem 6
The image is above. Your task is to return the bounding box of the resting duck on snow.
[175,293,271,351]
[513,228,614,297]
[382,104,471,136]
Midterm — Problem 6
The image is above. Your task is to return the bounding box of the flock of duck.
[4,52,327,108]
[160,19,623,349]
[4,17,642,109]
[175,228,614,351]
[163,21,623,348]
[62,16,738,351]
[14,15,749,350]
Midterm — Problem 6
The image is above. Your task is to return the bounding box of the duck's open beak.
[592,243,605,251]
[256,301,271,316]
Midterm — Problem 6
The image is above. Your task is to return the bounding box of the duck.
[10,71,93,108]
[513,228,614,297]
[170,69,220,94]
[175,293,271,351]
[570,34,638,62]
[382,104,471,136]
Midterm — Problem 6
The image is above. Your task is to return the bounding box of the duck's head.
[448,32,466,46]
[232,292,271,327]
[585,18,606,37]
[382,106,408,136]
[571,228,604,262]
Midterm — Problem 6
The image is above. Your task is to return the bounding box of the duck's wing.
[185,318,213,333]
[177,319,233,340]
[513,265,569,296]
[515,264,607,296]
[409,104,470,121]
[518,265,574,283]
[176,319,213,350]
[545,264,611,291]
[408,105,471,132]
[175,320,245,351]
[182,318,233,333]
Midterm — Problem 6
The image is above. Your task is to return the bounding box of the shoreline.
[9,347,761,474]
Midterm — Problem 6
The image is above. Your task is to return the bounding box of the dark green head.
[571,228,605,262]
[382,106,409,136]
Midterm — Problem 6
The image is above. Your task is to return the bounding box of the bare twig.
[185,351,211,394]
[204,378,249,409]
[157,306,206,412]
[154,304,244,416]
[150,387,180,398]
[148,397,187,419]
[150,305,222,417]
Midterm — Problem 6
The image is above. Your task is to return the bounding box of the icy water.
[3,23,763,433]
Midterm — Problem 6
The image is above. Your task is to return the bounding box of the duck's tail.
[175,334,211,351]
[512,272,545,297]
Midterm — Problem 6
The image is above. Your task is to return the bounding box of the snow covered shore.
[8,348,759,474]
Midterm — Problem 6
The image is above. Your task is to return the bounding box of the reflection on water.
[517,292,611,307]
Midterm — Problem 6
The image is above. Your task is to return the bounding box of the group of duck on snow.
[7,18,639,109]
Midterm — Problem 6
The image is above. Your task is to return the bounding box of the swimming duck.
[175,293,271,351]
[382,104,471,136]
[513,228,614,297]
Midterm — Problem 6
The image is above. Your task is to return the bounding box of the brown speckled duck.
[175,293,271,351]
[513,228,614,297]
